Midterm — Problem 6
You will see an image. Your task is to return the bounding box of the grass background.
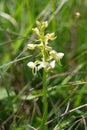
[0,0,87,129]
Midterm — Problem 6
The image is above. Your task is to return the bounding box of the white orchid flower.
[37,62,48,70]
[27,62,37,75]
[50,50,64,61]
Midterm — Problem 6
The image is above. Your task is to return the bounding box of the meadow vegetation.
[0,0,87,130]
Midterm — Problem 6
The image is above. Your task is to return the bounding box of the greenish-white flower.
[50,50,64,61]
[27,62,37,75]
[27,44,36,50]
[37,62,48,70]
[27,21,64,75]
[45,33,57,41]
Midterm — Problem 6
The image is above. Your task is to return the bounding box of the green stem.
[40,69,48,130]
[40,41,48,130]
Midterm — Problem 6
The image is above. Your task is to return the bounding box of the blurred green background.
[0,0,87,130]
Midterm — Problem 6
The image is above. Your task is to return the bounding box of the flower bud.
[32,27,39,35]
[36,20,41,27]
[41,21,48,30]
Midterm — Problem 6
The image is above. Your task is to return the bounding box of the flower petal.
[50,60,55,68]
[57,53,64,59]
[37,62,48,70]
[27,62,35,68]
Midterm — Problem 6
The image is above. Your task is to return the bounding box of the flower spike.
[27,21,64,75]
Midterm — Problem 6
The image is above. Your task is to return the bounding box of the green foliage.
[0,0,87,130]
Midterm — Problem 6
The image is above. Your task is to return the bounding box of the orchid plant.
[27,21,64,130]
